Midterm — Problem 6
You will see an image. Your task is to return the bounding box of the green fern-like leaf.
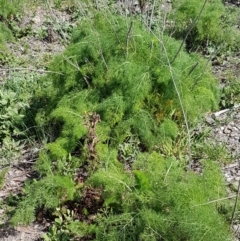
[11,175,75,225]
[133,170,150,191]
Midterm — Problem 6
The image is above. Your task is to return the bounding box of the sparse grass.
[220,78,240,108]
[0,167,8,189]
[170,0,240,53]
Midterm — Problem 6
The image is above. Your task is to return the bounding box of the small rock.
[231,146,237,151]
[226,177,234,183]
[232,224,240,233]
[228,163,239,168]
[223,127,231,134]
[230,181,240,192]
[222,60,229,66]
[32,15,42,25]
[205,116,215,125]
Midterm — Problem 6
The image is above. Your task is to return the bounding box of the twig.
[93,30,108,70]
[62,54,90,87]
[164,162,173,184]
[126,20,133,58]
[199,228,211,241]
[161,0,170,35]
[108,175,132,191]
[83,112,101,162]
[19,160,38,164]
[170,0,208,64]
[213,108,230,117]
[187,62,199,78]
[191,44,223,91]
[0,67,64,75]
[161,40,192,164]
[101,12,121,45]
[231,179,240,227]
[148,0,156,31]
[143,23,192,164]
[192,194,238,207]
[213,104,240,118]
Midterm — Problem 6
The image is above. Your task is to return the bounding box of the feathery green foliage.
[9,6,234,241]
[171,0,240,51]
[32,14,219,157]
[0,22,14,61]
[0,0,25,19]
[0,22,14,44]
[89,152,233,241]
[0,0,25,59]
[11,175,75,225]
[0,167,8,189]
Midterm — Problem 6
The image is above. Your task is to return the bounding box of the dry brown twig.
[83,112,101,161]
[170,0,208,64]
[0,67,64,75]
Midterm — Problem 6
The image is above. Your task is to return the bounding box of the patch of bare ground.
[207,51,240,240]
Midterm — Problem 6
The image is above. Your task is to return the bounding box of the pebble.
[230,181,239,192]
[228,163,239,168]
[227,177,234,183]
[205,116,215,125]
[233,224,240,233]
[223,127,231,134]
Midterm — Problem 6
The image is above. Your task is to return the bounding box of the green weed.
[170,0,240,52]
[0,167,8,189]
[0,0,25,19]
[4,1,239,240]
[29,14,219,158]
[220,78,240,108]
[88,152,233,241]
[42,207,95,241]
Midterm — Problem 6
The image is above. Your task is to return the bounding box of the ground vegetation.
[0,0,240,240]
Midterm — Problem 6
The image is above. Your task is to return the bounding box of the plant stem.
[170,0,208,64]
[231,179,240,227]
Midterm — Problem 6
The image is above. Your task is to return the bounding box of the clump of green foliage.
[0,0,26,62]
[88,152,233,241]
[171,0,240,51]
[11,175,76,225]
[9,12,233,240]
[0,0,25,19]
[42,207,95,241]
[31,13,219,157]
[0,22,14,62]
[0,87,28,165]
[0,88,28,139]
[0,71,40,166]
[0,22,14,45]
[0,167,8,189]
[220,78,240,108]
